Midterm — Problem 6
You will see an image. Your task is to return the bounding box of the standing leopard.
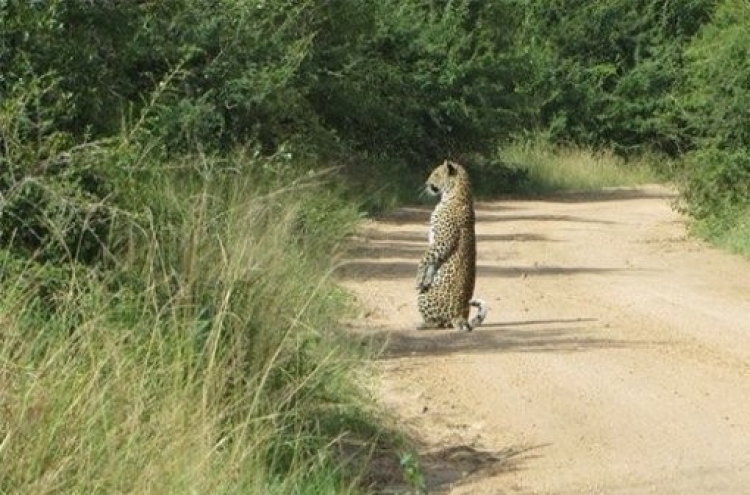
[416,160,488,331]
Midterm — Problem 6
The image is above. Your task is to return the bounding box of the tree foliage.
[2,0,750,260]
[676,0,750,220]
[517,0,716,154]
[0,0,530,263]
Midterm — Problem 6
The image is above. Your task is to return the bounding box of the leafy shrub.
[680,148,750,219]
[674,0,750,232]
[0,74,115,264]
[679,0,750,151]
[306,1,530,162]
[518,0,715,154]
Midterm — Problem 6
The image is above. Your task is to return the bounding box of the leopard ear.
[446,160,458,176]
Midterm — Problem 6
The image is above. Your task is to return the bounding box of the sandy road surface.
[337,186,750,495]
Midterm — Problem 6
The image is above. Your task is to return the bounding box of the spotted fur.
[416,160,488,331]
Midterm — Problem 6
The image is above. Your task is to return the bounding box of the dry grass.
[498,139,659,193]
[0,164,375,495]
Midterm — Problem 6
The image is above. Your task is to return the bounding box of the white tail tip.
[469,298,488,329]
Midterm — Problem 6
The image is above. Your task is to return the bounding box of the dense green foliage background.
[516,0,749,243]
[1,0,749,491]
[3,0,747,255]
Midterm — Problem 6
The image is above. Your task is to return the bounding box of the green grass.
[495,138,660,194]
[689,208,750,257]
[0,156,381,494]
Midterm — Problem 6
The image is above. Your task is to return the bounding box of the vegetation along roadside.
[1,1,748,493]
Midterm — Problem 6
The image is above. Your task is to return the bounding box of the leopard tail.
[468,298,488,329]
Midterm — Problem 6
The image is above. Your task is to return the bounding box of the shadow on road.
[360,229,554,244]
[371,205,620,225]
[362,443,545,494]
[338,199,631,280]
[495,213,616,224]
[336,260,626,281]
[474,187,674,210]
[540,187,676,204]
[357,318,647,359]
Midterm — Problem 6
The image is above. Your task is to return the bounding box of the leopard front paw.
[416,264,436,292]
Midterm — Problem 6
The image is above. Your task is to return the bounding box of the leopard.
[416,160,488,331]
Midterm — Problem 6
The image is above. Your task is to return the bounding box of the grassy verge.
[0,154,383,494]
[674,147,750,259]
[689,209,750,257]
[491,138,660,195]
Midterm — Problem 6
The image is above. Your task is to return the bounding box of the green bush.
[679,0,750,150]
[518,0,715,154]
[305,1,531,162]
[680,148,750,219]
[0,74,117,264]
[1,0,544,231]
[673,0,750,243]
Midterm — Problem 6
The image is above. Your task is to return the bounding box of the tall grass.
[495,138,660,194]
[0,155,377,494]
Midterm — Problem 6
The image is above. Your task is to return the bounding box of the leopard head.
[425,160,466,198]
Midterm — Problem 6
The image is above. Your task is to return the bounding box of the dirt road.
[337,185,750,495]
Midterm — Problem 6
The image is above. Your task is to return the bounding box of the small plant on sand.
[399,451,428,495]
